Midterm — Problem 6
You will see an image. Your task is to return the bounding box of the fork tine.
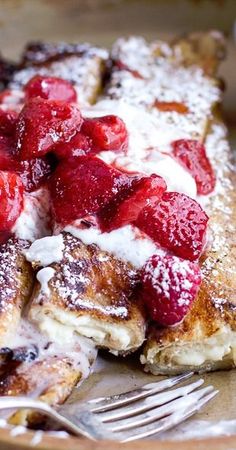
[88,372,193,413]
[120,389,218,442]
[109,385,215,432]
[99,379,204,423]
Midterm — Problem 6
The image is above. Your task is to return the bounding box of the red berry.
[81,115,128,152]
[141,254,201,326]
[172,139,216,195]
[136,192,208,261]
[99,174,167,232]
[54,132,91,159]
[25,75,77,103]
[50,156,128,225]
[0,171,24,233]
[19,157,53,192]
[0,109,18,135]
[15,98,83,160]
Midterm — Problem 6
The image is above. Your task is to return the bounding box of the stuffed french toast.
[0,31,234,426]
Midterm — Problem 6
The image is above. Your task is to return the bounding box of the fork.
[0,372,217,442]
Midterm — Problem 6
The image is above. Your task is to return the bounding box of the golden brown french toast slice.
[27,232,146,354]
[0,330,96,427]
[106,33,236,374]
[142,120,236,373]
[9,42,108,105]
[0,238,34,347]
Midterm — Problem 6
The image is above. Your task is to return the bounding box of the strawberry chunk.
[154,101,189,114]
[81,115,128,152]
[141,254,201,326]
[99,174,167,232]
[15,98,83,160]
[0,171,24,234]
[172,139,216,195]
[25,75,77,103]
[0,109,18,135]
[54,132,91,159]
[136,192,208,261]
[19,157,53,192]
[50,155,128,225]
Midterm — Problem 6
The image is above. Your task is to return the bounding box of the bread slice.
[104,32,236,374]
[28,232,146,355]
[0,238,34,347]
[9,42,108,105]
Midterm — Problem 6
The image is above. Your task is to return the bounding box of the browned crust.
[29,232,146,352]
[142,116,236,373]
[0,238,34,347]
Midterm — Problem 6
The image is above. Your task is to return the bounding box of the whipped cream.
[36,267,56,296]
[25,234,64,267]
[65,223,162,268]
[12,188,51,242]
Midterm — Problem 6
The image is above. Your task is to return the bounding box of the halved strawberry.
[25,75,77,103]
[81,115,128,152]
[172,139,216,195]
[0,171,24,234]
[50,155,129,226]
[136,192,208,261]
[141,254,201,326]
[99,174,167,232]
[15,98,83,160]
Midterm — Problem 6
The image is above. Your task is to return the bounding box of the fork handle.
[0,396,92,439]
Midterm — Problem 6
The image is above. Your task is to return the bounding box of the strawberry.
[50,155,129,225]
[25,75,77,103]
[172,139,216,195]
[99,174,167,232]
[53,132,91,159]
[81,115,128,152]
[136,192,208,261]
[0,171,24,235]
[141,254,201,326]
[15,98,83,160]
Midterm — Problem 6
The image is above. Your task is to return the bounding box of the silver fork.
[0,372,217,442]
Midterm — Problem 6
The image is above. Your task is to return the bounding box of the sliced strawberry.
[25,75,77,103]
[140,254,201,326]
[0,171,24,234]
[154,101,189,114]
[19,157,53,192]
[81,115,128,152]
[50,155,128,225]
[0,109,18,135]
[53,132,91,159]
[136,192,208,261]
[15,98,83,160]
[99,174,167,232]
[172,139,216,195]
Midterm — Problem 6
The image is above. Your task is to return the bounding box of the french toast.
[0,237,33,346]
[9,42,108,106]
[27,232,146,354]
[104,33,236,374]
